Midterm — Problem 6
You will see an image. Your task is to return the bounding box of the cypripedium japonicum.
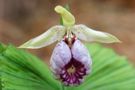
[19,5,120,86]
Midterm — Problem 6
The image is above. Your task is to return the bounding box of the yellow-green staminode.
[55,5,75,27]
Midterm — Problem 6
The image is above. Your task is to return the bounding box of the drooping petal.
[50,40,71,75]
[71,40,92,71]
[71,24,121,43]
[55,5,75,26]
[19,25,66,49]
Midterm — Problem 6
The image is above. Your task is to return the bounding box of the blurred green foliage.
[0,43,135,90]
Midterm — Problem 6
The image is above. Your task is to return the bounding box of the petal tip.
[18,45,31,49]
[109,34,122,43]
[18,43,28,49]
[18,43,40,49]
[115,39,122,43]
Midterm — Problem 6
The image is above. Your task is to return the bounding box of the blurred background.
[0,0,135,64]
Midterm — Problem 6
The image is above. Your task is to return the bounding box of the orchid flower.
[19,5,120,86]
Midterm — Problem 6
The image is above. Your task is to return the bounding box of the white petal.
[71,24,121,43]
[19,25,66,49]
[50,41,71,69]
[71,40,92,69]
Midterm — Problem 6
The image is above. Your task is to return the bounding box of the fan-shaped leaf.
[0,43,135,90]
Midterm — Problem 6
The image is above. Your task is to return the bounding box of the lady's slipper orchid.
[19,5,120,86]
[50,39,92,86]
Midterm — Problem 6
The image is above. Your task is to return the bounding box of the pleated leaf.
[0,44,61,90]
[0,43,135,90]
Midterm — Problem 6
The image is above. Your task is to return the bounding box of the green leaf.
[0,43,135,90]
[0,44,61,90]
[65,44,135,90]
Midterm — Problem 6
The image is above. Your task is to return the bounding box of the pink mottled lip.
[50,39,92,86]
